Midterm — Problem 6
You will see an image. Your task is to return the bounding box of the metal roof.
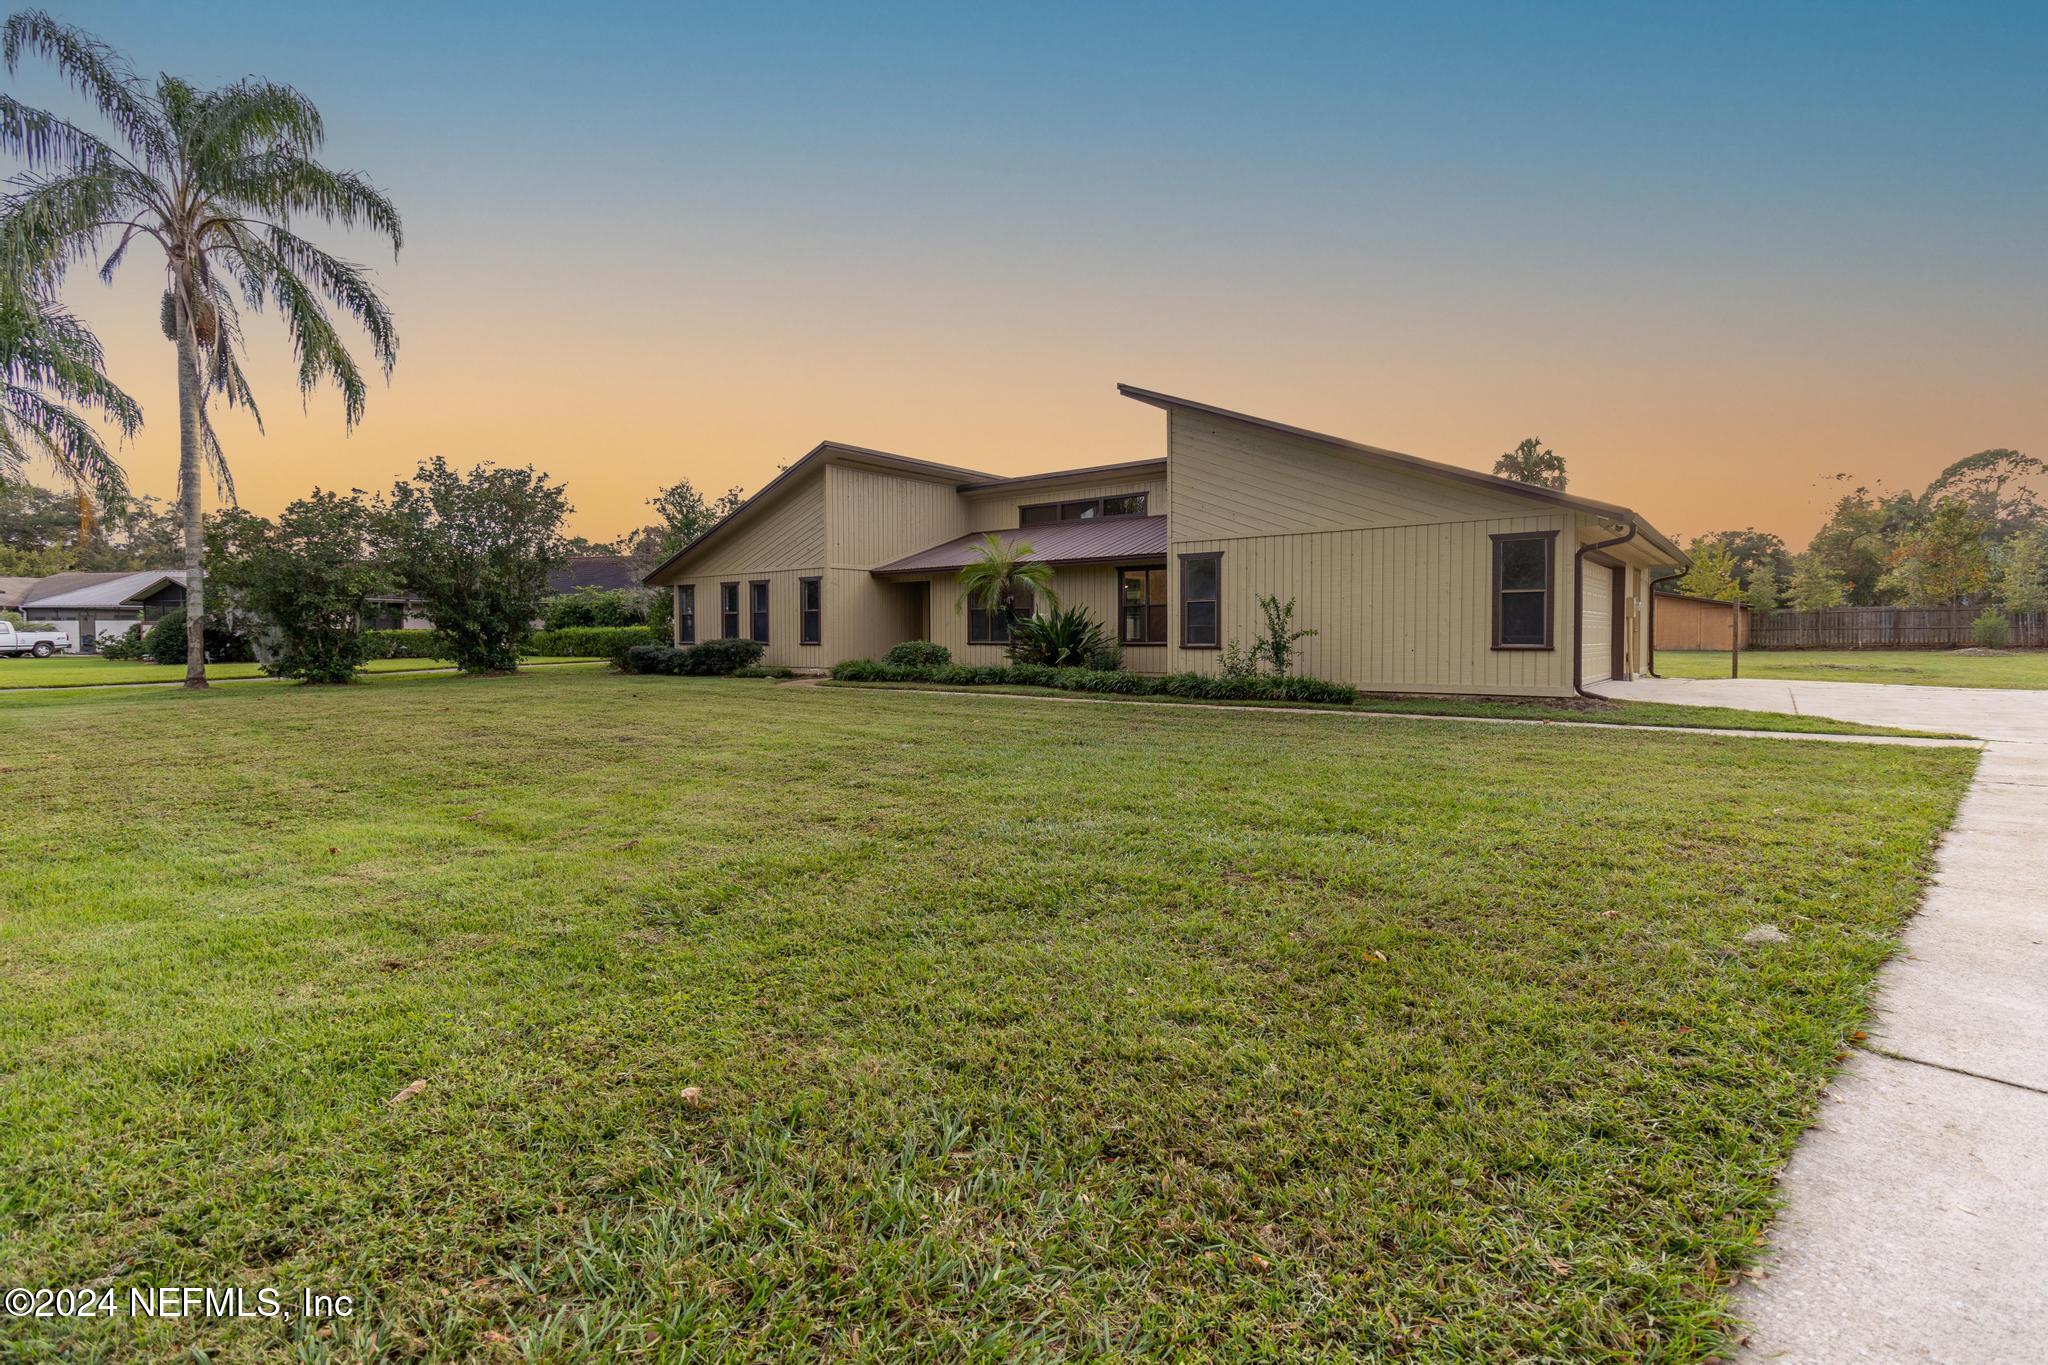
[871,516,1167,576]
[18,569,186,610]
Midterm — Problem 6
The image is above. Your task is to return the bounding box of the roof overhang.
[955,459,1166,494]
[871,516,1169,577]
[1117,383,1689,567]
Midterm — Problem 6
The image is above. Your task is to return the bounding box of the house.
[0,576,37,612]
[17,569,187,653]
[1653,590,1748,651]
[643,386,1687,698]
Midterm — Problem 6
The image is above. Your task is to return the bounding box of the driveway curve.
[1598,674,2048,1363]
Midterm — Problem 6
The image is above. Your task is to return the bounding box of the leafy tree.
[208,491,386,682]
[1877,498,1992,606]
[1492,437,1567,491]
[1675,540,1742,601]
[1806,479,1922,604]
[1920,449,2046,542]
[1686,528,1790,589]
[542,587,646,629]
[956,534,1057,643]
[1742,563,1782,614]
[633,477,745,563]
[376,457,569,674]
[2,10,402,687]
[1785,555,1848,611]
[1997,529,2048,613]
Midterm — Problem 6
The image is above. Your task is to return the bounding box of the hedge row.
[362,628,449,660]
[621,638,767,676]
[829,659,1358,705]
[526,625,659,665]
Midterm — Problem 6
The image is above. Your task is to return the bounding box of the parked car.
[0,621,69,657]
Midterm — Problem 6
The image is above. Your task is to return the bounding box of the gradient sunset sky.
[11,1,2045,547]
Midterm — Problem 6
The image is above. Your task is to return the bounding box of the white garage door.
[1581,567,1613,684]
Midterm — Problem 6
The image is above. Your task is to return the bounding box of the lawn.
[0,671,1974,1360]
[1658,647,2048,690]
[0,655,604,688]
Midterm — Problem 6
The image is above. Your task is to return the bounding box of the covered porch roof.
[871,516,1167,577]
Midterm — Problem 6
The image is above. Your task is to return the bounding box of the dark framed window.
[1491,531,1558,650]
[678,585,696,644]
[968,587,1033,644]
[1179,552,1221,648]
[799,576,822,645]
[1017,492,1147,526]
[1119,566,1168,645]
[749,580,770,643]
[720,582,740,639]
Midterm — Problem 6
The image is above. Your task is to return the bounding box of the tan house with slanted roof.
[643,386,1686,698]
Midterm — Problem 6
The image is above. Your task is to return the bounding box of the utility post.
[1731,598,1741,679]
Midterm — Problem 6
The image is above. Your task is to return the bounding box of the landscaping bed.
[0,672,1976,1359]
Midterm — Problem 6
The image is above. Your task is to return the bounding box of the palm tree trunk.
[174,312,207,689]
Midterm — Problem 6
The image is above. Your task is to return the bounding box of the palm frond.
[1,10,168,166]
[211,150,402,254]
[0,93,121,173]
[194,78,323,159]
[264,225,396,373]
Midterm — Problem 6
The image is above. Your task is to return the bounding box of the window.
[1491,531,1557,649]
[1017,492,1147,526]
[1119,566,1167,645]
[720,582,740,639]
[968,587,1033,644]
[1179,553,1221,648]
[749,580,770,643]
[799,576,822,645]
[678,585,696,644]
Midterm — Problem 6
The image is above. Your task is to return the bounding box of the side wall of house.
[1163,408,1589,696]
[909,563,1168,671]
[661,470,829,668]
[826,463,974,662]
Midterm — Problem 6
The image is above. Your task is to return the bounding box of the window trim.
[719,581,740,640]
[1117,563,1169,646]
[678,584,696,645]
[748,579,770,644]
[798,575,822,646]
[1178,551,1223,650]
[967,587,1034,645]
[1490,530,1559,651]
[1018,491,1148,526]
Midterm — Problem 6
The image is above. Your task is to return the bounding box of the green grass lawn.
[0,671,1973,1360]
[1658,648,2048,690]
[0,655,603,688]
[825,679,1962,738]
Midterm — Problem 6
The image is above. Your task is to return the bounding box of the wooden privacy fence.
[1748,607,2048,650]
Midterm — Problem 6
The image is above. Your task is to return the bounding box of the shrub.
[542,588,648,630]
[825,658,1357,705]
[620,637,766,676]
[884,639,951,669]
[1009,606,1110,667]
[526,625,658,665]
[363,628,450,660]
[208,496,386,683]
[731,664,795,678]
[143,609,256,665]
[96,624,149,660]
[1972,609,2011,649]
[1081,638,1122,672]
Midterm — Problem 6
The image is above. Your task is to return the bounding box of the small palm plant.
[1,10,402,687]
[956,534,1057,643]
[1009,606,1108,667]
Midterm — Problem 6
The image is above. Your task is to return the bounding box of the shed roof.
[19,569,186,610]
[872,516,1167,577]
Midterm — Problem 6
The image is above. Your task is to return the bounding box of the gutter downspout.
[1645,570,1683,677]
[1574,521,1638,699]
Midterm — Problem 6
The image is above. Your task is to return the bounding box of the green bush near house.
[95,624,150,660]
[830,658,1358,705]
[622,638,767,676]
[1972,609,2010,649]
[883,639,951,669]
[363,628,451,660]
[525,625,659,667]
[542,588,648,629]
[143,609,256,665]
[731,664,795,678]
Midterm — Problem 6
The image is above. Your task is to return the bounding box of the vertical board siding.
[1654,595,1752,651]
[1746,607,2048,649]
[965,477,1168,532]
[827,464,973,568]
[669,569,825,669]
[911,564,1169,673]
[678,472,827,577]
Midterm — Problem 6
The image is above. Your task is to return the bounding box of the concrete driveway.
[1597,675,2048,1363]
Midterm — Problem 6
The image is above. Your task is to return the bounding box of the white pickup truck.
[0,621,69,657]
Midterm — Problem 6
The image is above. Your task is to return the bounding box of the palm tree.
[0,267,136,496]
[0,10,400,686]
[956,533,1057,647]
[1493,437,1567,491]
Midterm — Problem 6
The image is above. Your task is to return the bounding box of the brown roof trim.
[1654,588,1750,609]
[955,458,1167,493]
[642,441,995,585]
[1116,382,1689,565]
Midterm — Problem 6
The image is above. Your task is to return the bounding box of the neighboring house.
[17,569,187,653]
[1653,590,1749,651]
[361,592,435,631]
[548,555,643,596]
[643,385,1688,698]
[0,576,38,612]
